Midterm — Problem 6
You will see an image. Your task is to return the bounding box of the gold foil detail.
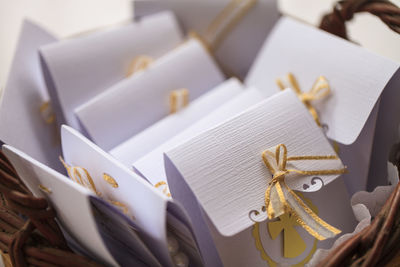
[103,173,118,188]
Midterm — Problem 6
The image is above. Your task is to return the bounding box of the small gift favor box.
[39,11,183,132]
[245,17,400,194]
[134,0,279,78]
[0,20,63,171]
[110,78,244,167]
[75,38,225,152]
[164,89,357,266]
[133,86,268,186]
[3,126,203,267]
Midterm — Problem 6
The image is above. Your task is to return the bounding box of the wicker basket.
[0,0,399,266]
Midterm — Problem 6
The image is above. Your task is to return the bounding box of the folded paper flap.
[39,11,183,130]
[60,125,179,266]
[246,17,400,145]
[165,89,343,236]
[2,145,117,266]
[0,20,62,171]
[75,38,224,151]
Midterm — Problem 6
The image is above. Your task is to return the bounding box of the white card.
[0,20,64,172]
[40,11,183,132]
[60,125,205,266]
[134,0,279,78]
[164,90,357,266]
[75,38,225,151]
[165,89,344,235]
[245,17,400,194]
[110,78,243,166]
[133,87,268,185]
[2,145,157,266]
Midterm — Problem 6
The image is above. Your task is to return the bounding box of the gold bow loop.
[262,144,346,240]
[276,73,330,126]
[126,55,154,77]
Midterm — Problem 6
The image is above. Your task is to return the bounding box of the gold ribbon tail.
[262,144,346,240]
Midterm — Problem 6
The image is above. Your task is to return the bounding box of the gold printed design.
[262,144,346,240]
[276,73,330,127]
[60,158,134,218]
[103,173,118,188]
[253,194,318,266]
[155,181,171,197]
[169,89,189,114]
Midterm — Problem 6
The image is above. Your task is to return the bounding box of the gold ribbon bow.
[262,144,346,240]
[169,88,189,114]
[276,73,330,126]
[126,55,154,77]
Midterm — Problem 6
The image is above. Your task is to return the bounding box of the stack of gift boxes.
[0,0,399,266]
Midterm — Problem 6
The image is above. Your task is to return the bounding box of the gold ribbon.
[276,73,330,127]
[262,144,346,240]
[169,88,189,114]
[126,55,154,77]
[203,0,257,51]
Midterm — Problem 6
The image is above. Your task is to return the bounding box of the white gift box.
[164,89,357,266]
[133,86,268,185]
[134,0,279,79]
[75,38,225,152]
[39,11,183,132]
[245,17,400,194]
[0,20,64,171]
[109,78,243,167]
[3,125,203,267]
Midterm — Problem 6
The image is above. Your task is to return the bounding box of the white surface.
[134,87,268,185]
[0,20,63,171]
[0,0,133,89]
[165,89,343,236]
[246,17,399,145]
[76,39,224,151]
[61,125,174,266]
[40,11,183,131]
[110,78,243,166]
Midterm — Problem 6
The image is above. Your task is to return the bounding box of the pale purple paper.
[0,20,64,172]
[134,0,279,79]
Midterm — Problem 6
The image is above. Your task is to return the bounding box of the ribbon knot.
[262,144,346,240]
[277,73,330,126]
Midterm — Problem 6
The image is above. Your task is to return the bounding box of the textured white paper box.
[109,78,243,167]
[133,87,268,186]
[0,20,64,171]
[134,0,279,79]
[246,17,400,194]
[40,11,183,132]
[75,38,225,152]
[164,90,357,266]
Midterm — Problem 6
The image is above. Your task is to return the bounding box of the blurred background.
[0,0,399,90]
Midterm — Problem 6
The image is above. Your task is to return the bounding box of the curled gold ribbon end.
[262,144,345,240]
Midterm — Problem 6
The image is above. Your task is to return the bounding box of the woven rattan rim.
[319,0,400,39]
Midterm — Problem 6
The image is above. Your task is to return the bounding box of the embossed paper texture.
[245,17,400,194]
[133,87,268,186]
[164,90,357,266]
